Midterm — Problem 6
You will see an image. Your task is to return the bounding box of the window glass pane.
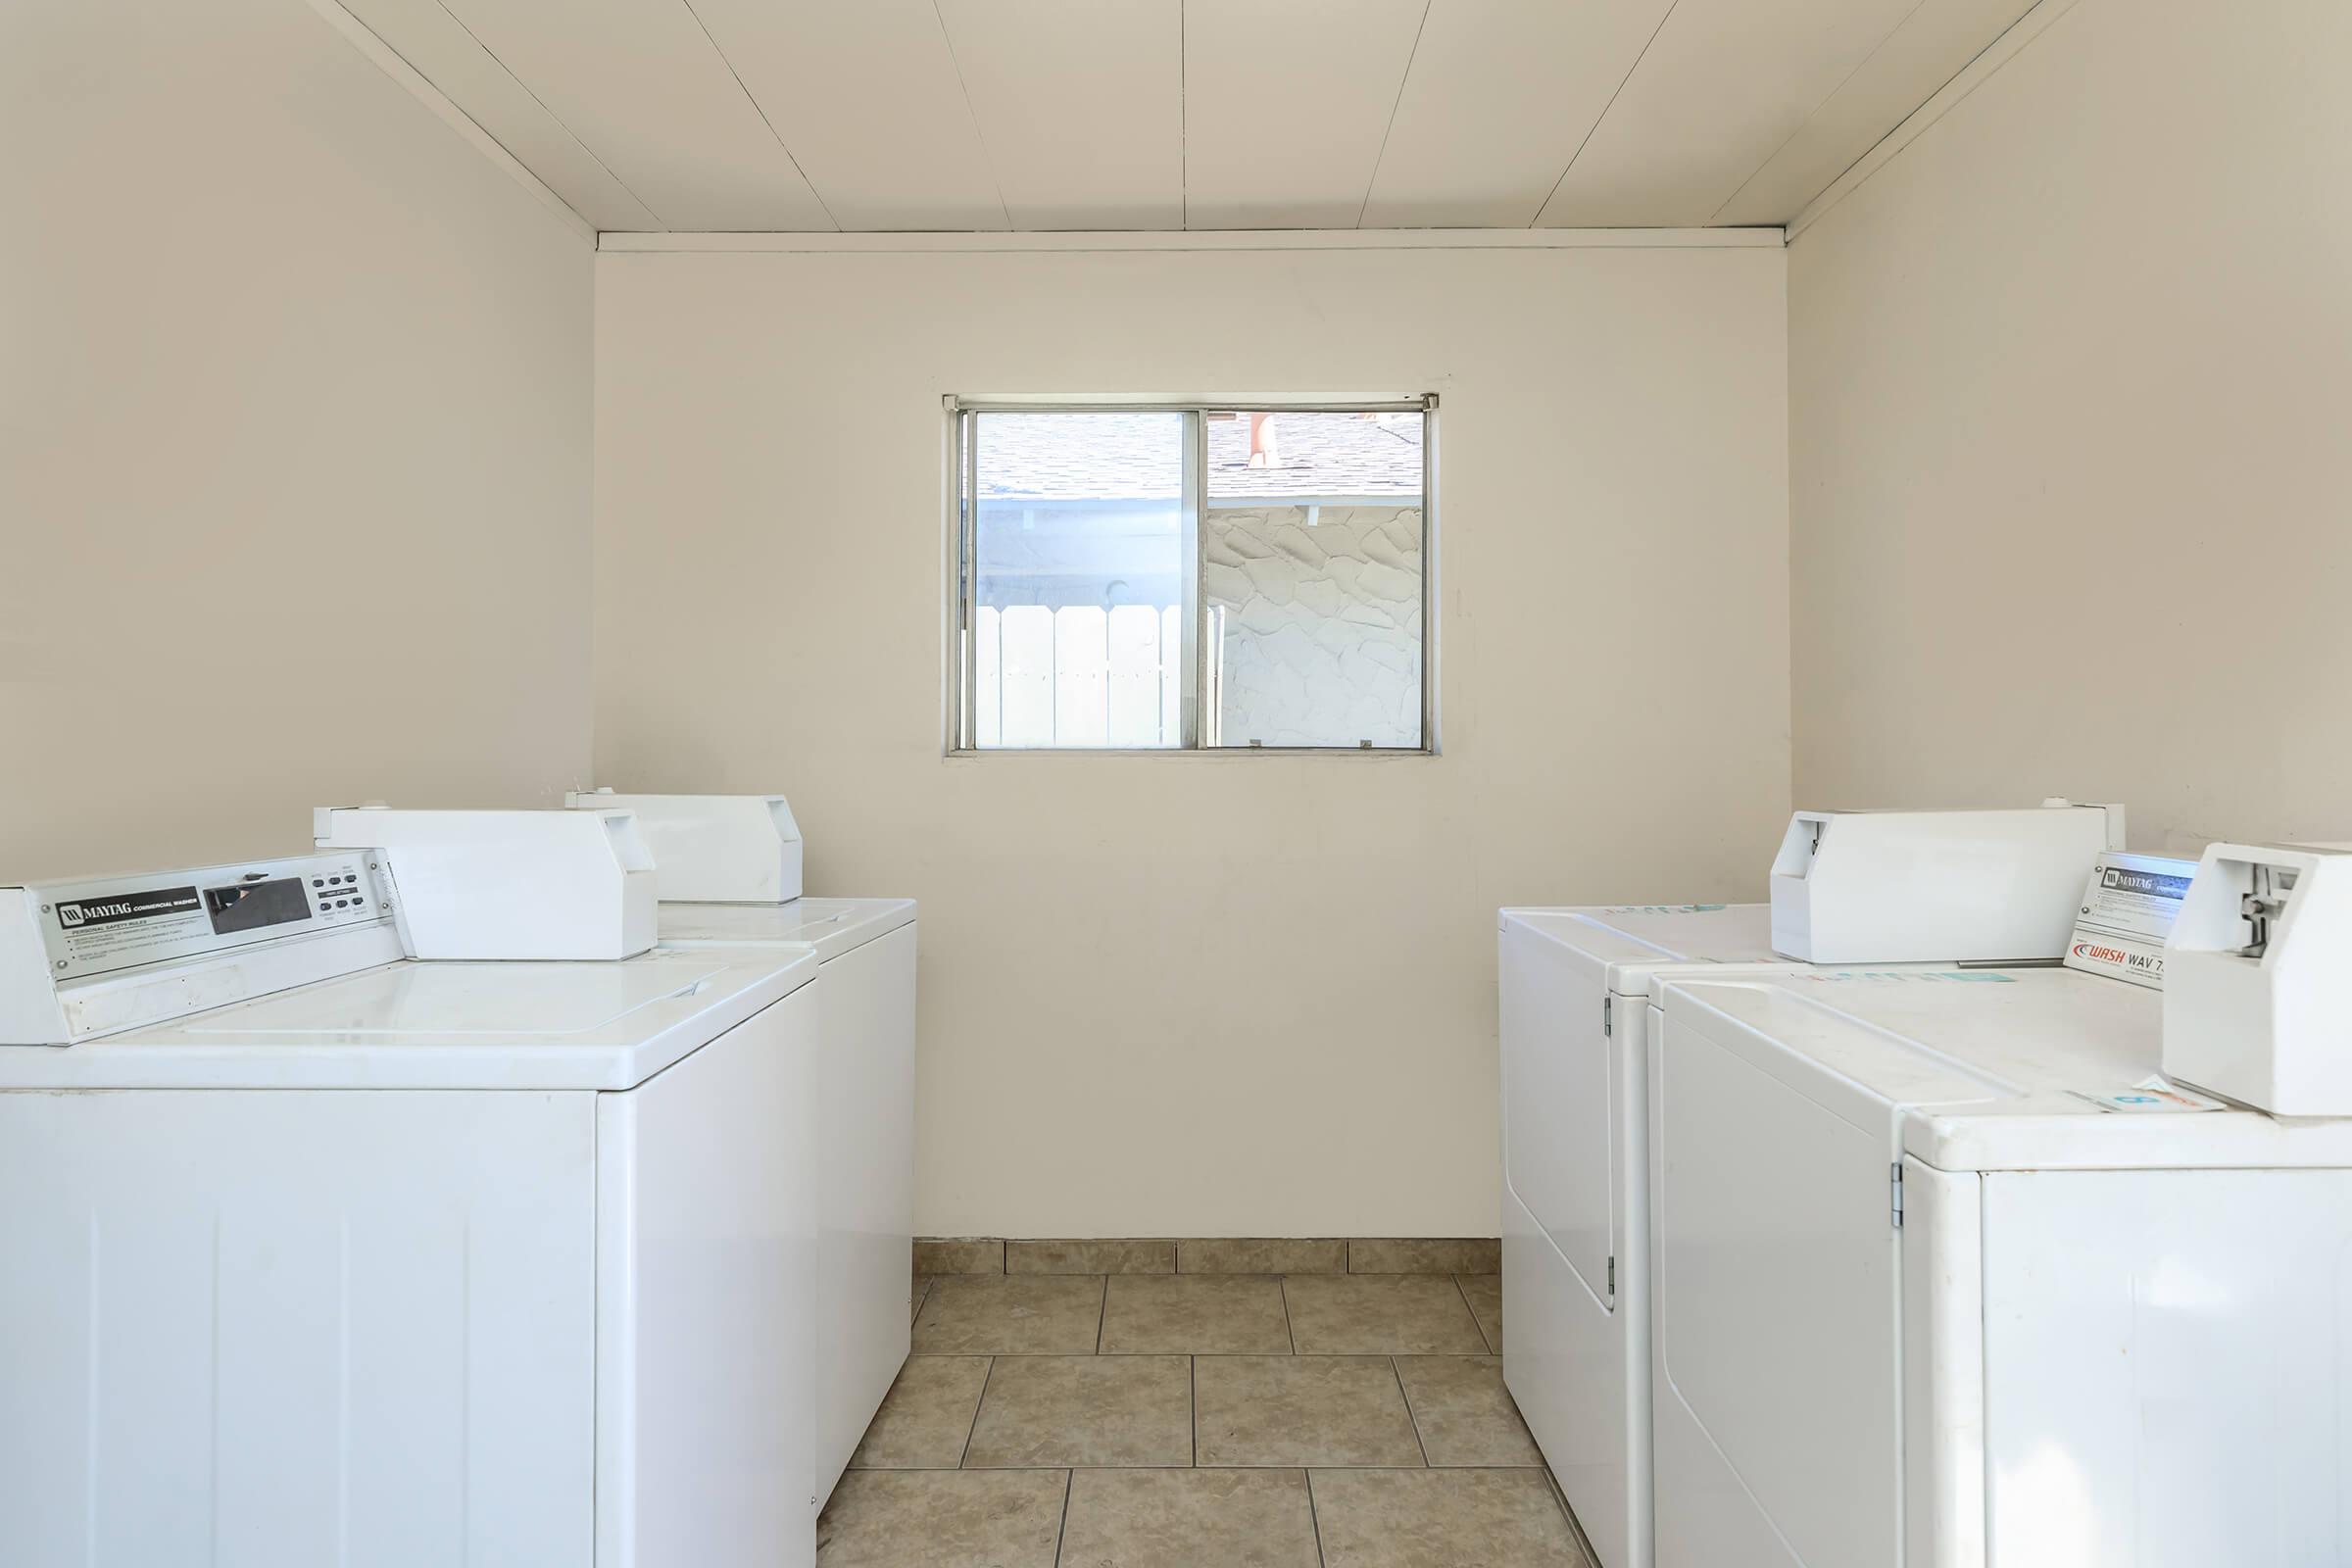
[970,413,1187,749]
[1201,411,1424,748]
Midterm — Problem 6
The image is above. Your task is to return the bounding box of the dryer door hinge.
[1890,1161,1905,1229]
[1602,997,1614,1037]
[1606,1255,1617,1295]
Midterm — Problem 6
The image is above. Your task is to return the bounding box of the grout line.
[1190,1356,1199,1467]
[1452,1274,1495,1355]
[957,1356,996,1469]
[1354,0,1433,229]
[1304,1468,1328,1568]
[1531,0,1682,226]
[674,0,843,231]
[1391,1357,1433,1467]
[1053,1469,1074,1567]
[1093,1275,1107,1354]
[1540,1464,1604,1567]
[1279,1277,1298,1354]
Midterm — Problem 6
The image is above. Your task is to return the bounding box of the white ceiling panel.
[1712,0,2039,224]
[689,0,1006,231]
[325,0,2040,231]
[1360,0,1674,228]
[337,0,659,228]
[1538,0,1923,227]
[937,0,1183,230]
[434,0,833,230]
[1181,0,1432,229]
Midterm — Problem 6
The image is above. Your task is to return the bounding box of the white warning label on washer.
[48,884,208,972]
[2063,853,2197,990]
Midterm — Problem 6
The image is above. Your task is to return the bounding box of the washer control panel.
[24,852,395,982]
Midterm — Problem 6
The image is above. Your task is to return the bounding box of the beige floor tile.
[1395,1356,1543,1467]
[1005,1238,1176,1274]
[911,1274,1105,1355]
[1456,1275,1501,1353]
[1348,1239,1502,1275]
[1179,1238,1347,1274]
[1282,1274,1491,1354]
[962,1354,1193,1468]
[1058,1468,1321,1568]
[1101,1273,1294,1354]
[1193,1355,1425,1467]
[1309,1468,1587,1567]
[913,1238,1004,1275]
[815,1469,1067,1568]
[848,1355,992,1470]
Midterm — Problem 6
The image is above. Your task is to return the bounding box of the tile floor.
[818,1270,1592,1567]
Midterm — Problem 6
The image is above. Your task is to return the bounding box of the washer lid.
[1499,904,1782,994]
[0,947,818,1092]
[657,897,915,962]
[1661,967,2352,1171]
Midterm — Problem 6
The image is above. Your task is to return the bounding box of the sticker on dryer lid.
[2063,852,2198,991]
[2067,1075,2229,1113]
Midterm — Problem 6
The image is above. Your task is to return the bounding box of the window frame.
[946,396,1440,757]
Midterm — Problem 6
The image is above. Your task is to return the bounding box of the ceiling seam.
[1354,0,1433,229]
[1531,0,1682,226]
[1705,0,1938,224]
[422,0,664,228]
[675,0,843,231]
[929,0,1015,231]
[1178,0,1189,231]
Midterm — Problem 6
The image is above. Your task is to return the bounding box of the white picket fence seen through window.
[972,605,1184,749]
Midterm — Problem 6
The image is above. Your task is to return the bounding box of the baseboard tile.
[915,1237,1500,1277]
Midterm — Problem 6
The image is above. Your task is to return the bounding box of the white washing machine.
[565,788,916,1506]
[654,894,917,1504]
[0,848,825,1568]
[1499,901,1949,1568]
[1647,965,2352,1568]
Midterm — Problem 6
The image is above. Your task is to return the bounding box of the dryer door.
[1499,919,1617,1305]
[1648,983,1973,1568]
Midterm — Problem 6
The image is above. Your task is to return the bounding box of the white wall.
[0,0,594,880]
[1789,0,2352,852]
[596,240,1789,1237]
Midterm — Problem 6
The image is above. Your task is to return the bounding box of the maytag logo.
[54,887,201,930]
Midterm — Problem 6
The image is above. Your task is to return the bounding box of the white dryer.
[654,894,917,1503]
[0,850,825,1568]
[1498,901,1936,1568]
[1647,965,2352,1568]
